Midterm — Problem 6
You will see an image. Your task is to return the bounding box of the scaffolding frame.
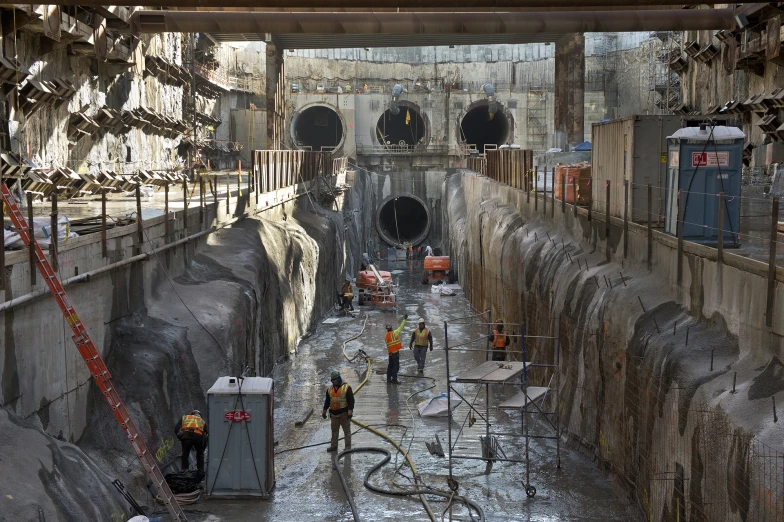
[443,310,561,498]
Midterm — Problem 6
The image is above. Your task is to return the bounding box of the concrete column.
[554,33,585,151]
[265,38,284,150]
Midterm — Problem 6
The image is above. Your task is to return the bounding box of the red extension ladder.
[0,184,187,521]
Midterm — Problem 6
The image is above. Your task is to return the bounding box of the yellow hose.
[340,315,436,521]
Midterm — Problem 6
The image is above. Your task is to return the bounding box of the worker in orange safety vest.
[489,321,511,362]
[385,314,407,384]
[322,370,355,452]
[175,409,208,472]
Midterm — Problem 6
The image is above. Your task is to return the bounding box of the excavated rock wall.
[444,171,783,522]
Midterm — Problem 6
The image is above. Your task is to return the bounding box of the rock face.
[443,172,778,522]
[0,409,129,521]
[78,196,350,487]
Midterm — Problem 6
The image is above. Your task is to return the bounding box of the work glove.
[429,346,433,352]
[322,410,327,419]
[404,314,408,320]
[348,410,353,418]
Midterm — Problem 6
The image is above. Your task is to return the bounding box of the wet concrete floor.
[179,259,637,521]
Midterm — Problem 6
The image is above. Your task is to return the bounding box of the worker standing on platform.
[385,314,408,384]
[322,370,355,452]
[175,409,208,472]
[409,319,433,372]
[424,245,434,257]
[489,321,510,362]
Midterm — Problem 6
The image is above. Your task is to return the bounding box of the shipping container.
[207,376,275,498]
[665,125,745,243]
[591,115,685,223]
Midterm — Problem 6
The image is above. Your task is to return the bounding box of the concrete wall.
[444,170,784,521]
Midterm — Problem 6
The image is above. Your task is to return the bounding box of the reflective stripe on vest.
[492,330,507,348]
[386,331,402,353]
[181,414,205,436]
[330,384,348,410]
[414,328,430,346]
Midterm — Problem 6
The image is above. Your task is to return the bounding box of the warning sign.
[669,152,679,167]
[692,152,729,167]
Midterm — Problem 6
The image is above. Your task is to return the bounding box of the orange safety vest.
[329,384,349,410]
[492,329,508,348]
[413,328,430,346]
[181,414,206,436]
[386,330,403,354]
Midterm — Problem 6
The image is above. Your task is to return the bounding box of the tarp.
[4,216,78,249]
[572,141,592,151]
[418,392,462,417]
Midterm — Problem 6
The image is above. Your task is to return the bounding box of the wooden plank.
[455,361,530,383]
[498,387,549,410]
[454,360,504,382]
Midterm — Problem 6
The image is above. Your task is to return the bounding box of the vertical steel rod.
[226,174,230,215]
[164,182,170,242]
[550,168,555,219]
[50,193,58,271]
[572,174,577,217]
[623,179,629,259]
[485,311,492,445]
[444,320,453,480]
[647,184,652,271]
[27,192,35,286]
[561,169,566,213]
[534,168,539,211]
[183,178,189,233]
[543,169,547,215]
[718,192,725,268]
[135,184,143,255]
[555,316,561,468]
[677,190,684,286]
[766,197,780,327]
[605,180,611,261]
[101,190,108,258]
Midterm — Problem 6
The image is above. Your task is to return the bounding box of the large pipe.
[65,0,751,8]
[132,9,736,35]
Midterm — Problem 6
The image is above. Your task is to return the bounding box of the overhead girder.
[60,0,751,7]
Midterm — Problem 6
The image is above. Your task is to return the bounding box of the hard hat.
[192,409,201,416]
[385,323,392,329]
[330,370,341,380]
[418,319,425,324]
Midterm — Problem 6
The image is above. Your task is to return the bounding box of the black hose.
[334,447,486,522]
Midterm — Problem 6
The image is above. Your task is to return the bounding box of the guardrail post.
[183,177,188,233]
[543,169,547,216]
[135,184,143,255]
[561,169,566,213]
[623,179,629,259]
[717,192,724,276]
[165,182,170,242]
[572,174,577,217]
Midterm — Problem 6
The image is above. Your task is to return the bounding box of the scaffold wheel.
[525,485,536,498]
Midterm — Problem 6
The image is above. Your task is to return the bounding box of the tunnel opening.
[376,106,426,148]
[376,195,430,246]
[291,105,344,151]
[459,101,511,153]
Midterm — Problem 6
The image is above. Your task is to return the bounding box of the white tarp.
[431,283,456,296]
[4,216,78,249]
[418,392,462,417]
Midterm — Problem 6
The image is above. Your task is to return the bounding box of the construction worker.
[385,314,408,384]
[340,279,354,311]
[489,321,511,361]
[425,245,434,257]
[175,409,207,472]
[322,370,355,452]
[407,245,414,259]
[409,319,434,372]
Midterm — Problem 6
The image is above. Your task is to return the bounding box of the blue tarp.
[572,141,592,151]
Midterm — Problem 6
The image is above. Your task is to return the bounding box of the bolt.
[652,315,660,333]
[594,275,600,288]
[638,296,646,313]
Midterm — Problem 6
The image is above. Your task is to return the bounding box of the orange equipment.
[422,256,454,284]
[356,264,397,306]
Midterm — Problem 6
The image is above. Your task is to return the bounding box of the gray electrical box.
[207,376,275,498]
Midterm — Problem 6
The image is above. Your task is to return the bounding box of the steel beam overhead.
[132,9,736,47]
[63,0,754,7]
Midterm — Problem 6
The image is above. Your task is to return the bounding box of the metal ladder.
[0,184,187,521]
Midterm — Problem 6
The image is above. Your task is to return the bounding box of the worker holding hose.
[385,314,408,384]
[323,370,355,453]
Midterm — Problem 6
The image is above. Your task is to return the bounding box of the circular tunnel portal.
[376,195,431,246]
[291,105,344,151]
[460,101,511,153]
[376,106,426,148]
